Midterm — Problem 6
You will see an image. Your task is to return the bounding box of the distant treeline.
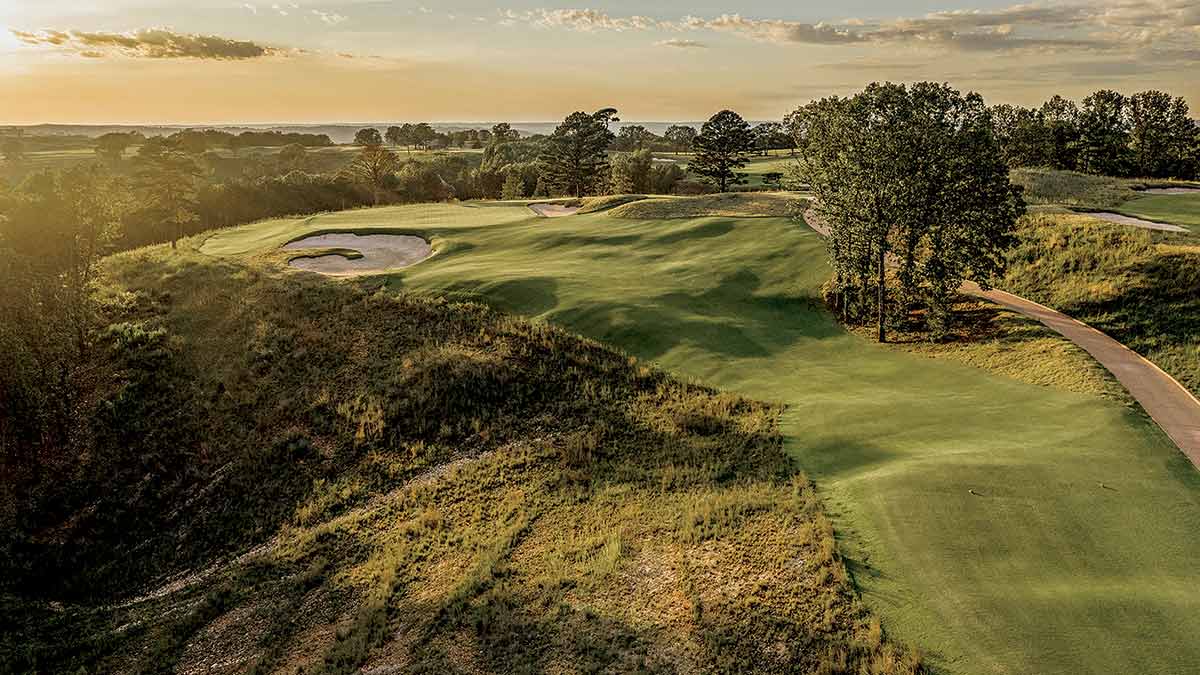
[990,89,1199,179]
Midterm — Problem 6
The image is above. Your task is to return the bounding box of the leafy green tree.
[354,127,383,147]
[1128,91,1196,179]
[615,125,654,151]
[490,123,519,143]
[609,150,653,193]
[385,126,404,147]
[664,125,697,154]
[540,109,617,197]
[501,171,525,200]
[1075,90,1131,176]
[990,104,1049,168]
[95,133,134,165]
[795,82,1024,342]
[134,148,203,248]
[1039,95,1081,170]
[751,122,788,156]
[690,110,754,192]
[343,144,399,205]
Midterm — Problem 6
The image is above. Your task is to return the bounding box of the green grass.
[4,218,918,673]
[200,202,1200,675]
[1118,192,1200,231]
[1003,212,1200,398]
[654,151,798,188]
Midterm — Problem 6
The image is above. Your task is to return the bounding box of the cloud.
[509,2,1200,55]
[656,38,707,49]
[11,28,285,59]
[311,9,348,26]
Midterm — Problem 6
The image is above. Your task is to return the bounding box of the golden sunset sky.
[1,0,1198,123]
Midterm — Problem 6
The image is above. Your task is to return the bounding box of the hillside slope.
[1,241,919,674]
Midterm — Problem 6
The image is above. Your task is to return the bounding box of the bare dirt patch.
[284,233,432,276]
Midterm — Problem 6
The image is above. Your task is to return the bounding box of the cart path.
[803,208,1200,469]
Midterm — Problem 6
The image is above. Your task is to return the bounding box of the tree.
[278,143,308,170]
[343,144,399,205]
[690,110,755,192]
[1128,91,1196,179]
[491,123,519,143]
[354,127,383,147]
[615,125,654,151]
[609,150,653,193]
[664,125,697,154]
[385,126,404,147]
[1039,95,1081,170]
[411,123,437,151]
[751,122,787,156]
[1075,90,1130,176]
[990,104,1048,168]
[501,171,525,200]
[540,109,617,197]
[134,149,202,248]
[95,133,134,165]
[794,82,1024,342]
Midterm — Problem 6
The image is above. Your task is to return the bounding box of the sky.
[0,0,1198,124]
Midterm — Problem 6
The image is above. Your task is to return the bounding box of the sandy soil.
[1087,212,1189,232]
[804,207,1200,468]
[1139,188,1200,195]
[529,203,580,218]
[284,233,432,276]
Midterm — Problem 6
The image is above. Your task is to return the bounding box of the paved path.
[803,208,1200,468]
[1087,211,1189,233]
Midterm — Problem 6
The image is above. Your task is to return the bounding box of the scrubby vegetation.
[1003,212,1200,396]
[1,238,922,674]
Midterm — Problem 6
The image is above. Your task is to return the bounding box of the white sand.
[1139,188,1200,195]
[284,233,432,276]
[1088,212,1189,233]
[529,203,580,218]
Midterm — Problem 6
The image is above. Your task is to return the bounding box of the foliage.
[689,110,755,192]
[540,109,618,197]
[353,128,383,147]
[1003,212,1200,397]
[664,124,697,153]
[795,82,1024,341]
[342,145,400,205]
[3,234,922,674]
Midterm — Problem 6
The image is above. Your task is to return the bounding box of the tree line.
[991,89,1199,179]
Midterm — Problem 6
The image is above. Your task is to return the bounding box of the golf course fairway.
[203,203,1200,675]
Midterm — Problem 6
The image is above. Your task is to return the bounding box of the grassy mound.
[1004,212,1200,396]
[576,194,649,213]
[2,240,920,674]
[608,192,806,219]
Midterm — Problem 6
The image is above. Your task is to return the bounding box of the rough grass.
[856,297,1131,403]
[576,194,650,213]
[105,202,1200,675]
[1012,167,1200,212]
[2,237,920,674]
[608,192,807,219]
[1003,212,1200,398]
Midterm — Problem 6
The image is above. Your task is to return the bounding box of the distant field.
[204,200,1200,675]
[652,151,797,188]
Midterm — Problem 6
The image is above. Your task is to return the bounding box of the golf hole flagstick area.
[804,208,1200,468]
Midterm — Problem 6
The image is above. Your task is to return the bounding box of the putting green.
[1119,192,1200,231]
[204,203,1200,675]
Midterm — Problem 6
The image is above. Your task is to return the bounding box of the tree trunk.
[876,243,886,343]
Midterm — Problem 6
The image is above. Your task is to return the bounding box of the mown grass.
[195,202,1200,675]
[1118,192,1200,231]
[1003,212,1200,398]
[2,234,920,673]
[853,297,1132,403]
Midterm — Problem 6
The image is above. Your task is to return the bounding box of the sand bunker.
[1088,212,1189,233]
[1139,187,1200,195]
[529,203,580,218]
[284,233,432,276]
